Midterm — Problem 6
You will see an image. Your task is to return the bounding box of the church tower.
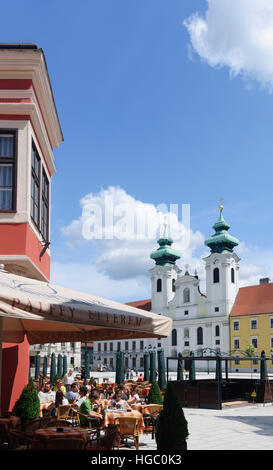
[203,202,240,317]
[150,226,181,314]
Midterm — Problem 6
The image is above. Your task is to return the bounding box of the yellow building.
[230,280,273,372]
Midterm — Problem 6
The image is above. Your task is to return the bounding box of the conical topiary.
[156,381,189,450]
[147,381,163,405]
[13,378,40,424]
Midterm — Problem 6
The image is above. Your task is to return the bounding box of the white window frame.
[233,320,240,331]
[250,318,258,330]
[233,337,240,350]
[251,336,258,349]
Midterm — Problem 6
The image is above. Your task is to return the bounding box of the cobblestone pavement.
[135,403,273,451]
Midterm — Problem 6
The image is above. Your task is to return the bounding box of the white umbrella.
[0,270,172,343]
[0,270,172,412]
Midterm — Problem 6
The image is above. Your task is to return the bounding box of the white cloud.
[184,0,273,92]
[61,186,205,281]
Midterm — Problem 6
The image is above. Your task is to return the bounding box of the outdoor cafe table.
[103,409,144,433]
[0,416,20,431]
[33,426,89,443]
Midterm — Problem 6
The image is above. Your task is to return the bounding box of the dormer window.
[157,278,162,292]
[183,287,190,303]
[213,267,220,283]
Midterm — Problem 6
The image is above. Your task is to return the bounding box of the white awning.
[0,271,172,344]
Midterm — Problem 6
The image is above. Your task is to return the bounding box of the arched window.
[213,267,220,283]
[157,278,162,292]
[197,327,203,345]
[183,287,190,303]
[215,325,220,337]
[231,267,235,283]
[172,329,177,346]
[172,279,176,292]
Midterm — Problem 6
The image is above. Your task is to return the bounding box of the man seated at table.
[38,382,56,415]
[137,373,144,382]
[78,387,103,428]
[65,382,79,405]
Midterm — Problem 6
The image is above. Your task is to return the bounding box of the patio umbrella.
[215,352,222,382]
[189,351,196,381]
[0,270,172,410]
[42,355,48,377]
[177,352,184,381]
[50,352,56,384]
[115,350,125,385]
[144,349,149,382]
[0,270,172,344]
[57,354,63,379]
[260,350,267,381]
[149,349,156,384]
[157,348,166,389]
[62,355,67,379]
[34,354,40,379]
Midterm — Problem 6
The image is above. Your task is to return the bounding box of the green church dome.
[150,225,181,266]
[204,205,239,254]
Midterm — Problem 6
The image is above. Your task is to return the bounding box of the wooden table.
[0,416,21,431]
[33,426,89,443]
[103,410,144,433]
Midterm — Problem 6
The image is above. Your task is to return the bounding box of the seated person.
[65,382,79,405]
[110,390,132,410]
[112,385,129,401]
[127,390,140,405]
[38,382,56,415]
[75,385,88,408]
[78,387,103,427]
[54,379,66,394]
[137,374,144,382]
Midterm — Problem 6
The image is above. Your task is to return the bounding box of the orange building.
[0,44,63,412]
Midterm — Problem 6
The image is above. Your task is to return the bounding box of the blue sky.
[2,0,273,301]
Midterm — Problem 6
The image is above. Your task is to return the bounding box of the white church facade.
[93,205,240,371]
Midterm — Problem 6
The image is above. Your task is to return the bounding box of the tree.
[147,382,163,405]
[156,382,189,450]
[13,378,40,424]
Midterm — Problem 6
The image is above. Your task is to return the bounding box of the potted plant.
[13,378,40,429]
[156,382,189,450]
[147,382,163,405]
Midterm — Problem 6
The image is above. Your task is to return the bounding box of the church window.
[157,278,162,292]
[197,327,203,345]
[213,267,220,283]
[231,267,235,283]
[215,307,219,312]
[184,328,189,338]
[183,288,190,303]
[172,329,177,346]
[184,310,189,315]
[172,279,176,292]
[215,325,220,337]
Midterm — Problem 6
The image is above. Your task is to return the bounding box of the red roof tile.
[125,299,152,312]
[230,283,273,317]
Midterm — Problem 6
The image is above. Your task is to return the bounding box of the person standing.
[63,368,75,392]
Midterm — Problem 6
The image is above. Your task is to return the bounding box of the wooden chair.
[56,404,72,424]
[115,416,140,450]
[87,425,118,451]
[143,404,163,439]
[73,410,101,437]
